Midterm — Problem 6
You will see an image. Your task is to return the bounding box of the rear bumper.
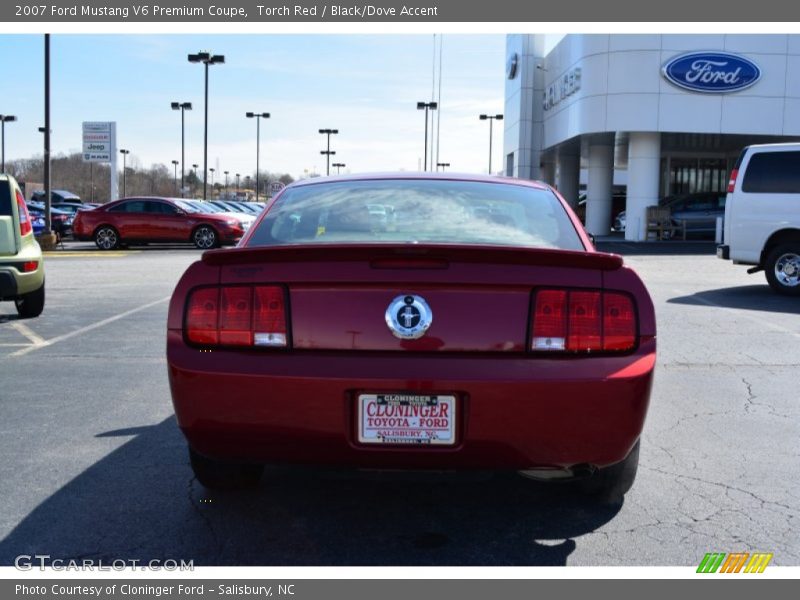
[167,332,656,470]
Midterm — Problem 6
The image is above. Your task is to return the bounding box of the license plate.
[357,394,456,446]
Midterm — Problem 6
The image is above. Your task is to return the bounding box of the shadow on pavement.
[0,417,621,566]
[668,284,800,315]
[596,240,717,256]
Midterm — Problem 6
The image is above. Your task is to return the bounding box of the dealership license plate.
[357,394,456,446]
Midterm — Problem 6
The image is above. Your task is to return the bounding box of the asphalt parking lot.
[0,240,797,566]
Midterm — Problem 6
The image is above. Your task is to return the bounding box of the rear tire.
[577,441,640,505]
[94,226,120,250]
[765,243,800,296]
[189,448,263,490]
[15,283,45,319]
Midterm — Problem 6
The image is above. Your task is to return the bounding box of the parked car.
[31,189,83,207]
[72,196,247,250]
[167,173,656,503]
[615,192,726,237]
[0,174,45,318]
[26,202,74,239]
[186,200,255,229]
[718,143,800,295]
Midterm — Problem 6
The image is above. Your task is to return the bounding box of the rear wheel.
[577,441,640,505]
[189,448,263,490]
[765,243,800,296]
[192,225,218,250]
[94,226,120,250]
[15,283,45,319]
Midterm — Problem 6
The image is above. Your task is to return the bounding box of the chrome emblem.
[385,294,432,340]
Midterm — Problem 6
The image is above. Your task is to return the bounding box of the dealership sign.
[662,52,761,93]
[82,121,116,162]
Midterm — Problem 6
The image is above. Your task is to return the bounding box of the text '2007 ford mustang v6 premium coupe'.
[167,174,656,503]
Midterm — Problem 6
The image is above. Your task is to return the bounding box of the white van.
[718,143,800,295]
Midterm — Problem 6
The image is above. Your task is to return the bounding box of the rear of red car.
[167,176,655,498]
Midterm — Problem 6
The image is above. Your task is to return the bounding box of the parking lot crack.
[187,476,224,560]
[741,377,791,419]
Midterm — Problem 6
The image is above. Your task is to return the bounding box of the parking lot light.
[119,149,130,197]
[188,51,225,200]
[437,162,450,172]
[332,162,346,175]
[1,114,18,172]
[171,160,179,195]
[319,128,339,176]
[170,101,192,197]
[416,102,438,171]
[479,113,503,174]
[246,112,270,201]
[224,170,229,198]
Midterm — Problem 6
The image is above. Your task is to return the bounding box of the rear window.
[246,179,583,251]
[0,180,11,217]
[742,151,800,194]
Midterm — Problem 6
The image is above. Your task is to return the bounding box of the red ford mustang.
[167,174,656,502]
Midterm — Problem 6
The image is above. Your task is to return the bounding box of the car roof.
[284,172,551,191]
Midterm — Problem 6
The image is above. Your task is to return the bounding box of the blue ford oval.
[662,52,761,93]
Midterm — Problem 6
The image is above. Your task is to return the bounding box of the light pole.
[188,51,225,200]
[171,160,179,195]
[479,114,503,175]
[209,167,215,197]
[0,115,17,172]
[416,102,438,171]
[235,173,240,196]
[170,101,192,197]
[319,128,338,176]
[246,112,270,201]
[332,162,345,175]
[224,170,229,198]
[437,162,450,171]
[119,149,130,197]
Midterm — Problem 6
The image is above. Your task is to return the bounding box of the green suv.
[0,174,45,318]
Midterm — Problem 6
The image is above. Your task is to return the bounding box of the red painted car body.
[167,174,655,488]
[72,196,245,248]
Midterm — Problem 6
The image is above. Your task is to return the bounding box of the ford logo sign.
[662,52,761,93]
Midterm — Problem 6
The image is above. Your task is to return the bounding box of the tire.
[764,243,800,296]
[94,226,120,250]
[192,225,218,250]
[189,448,263,490]
[577,441,640,505]
[15,282,45,319]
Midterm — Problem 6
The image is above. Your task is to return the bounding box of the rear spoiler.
[202,243,624,271]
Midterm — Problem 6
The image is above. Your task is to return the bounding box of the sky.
[0,34,506,181]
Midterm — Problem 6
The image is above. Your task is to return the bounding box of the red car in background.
[167,174,656,503]
[72,197,248,249]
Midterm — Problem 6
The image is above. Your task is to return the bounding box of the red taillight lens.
[186,287,220,345]
[16,190,32,237]
[532,289,637,353]
[22,261,39,273]
[185,285,287,348]
[727,168,738,193]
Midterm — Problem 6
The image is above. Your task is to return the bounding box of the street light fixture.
[416,102,438,171]
[235,173,240,196]
[0,114,18,172]
[170,101,192,196]
[319,128,338,176]
[188,51,225,200]
[437,162,450,171]
[246,112,270,201]
[119,149,130,197]
[223,170,229,198]
[171,160,179,194]
[209,167,215,196]
[479,113,503,175]
[332,162,346,175]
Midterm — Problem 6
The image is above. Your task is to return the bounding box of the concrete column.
[556,151,580,209]
[625,132,661,241]
[585,140,614,236]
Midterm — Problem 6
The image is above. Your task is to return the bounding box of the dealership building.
[503,34,800,240]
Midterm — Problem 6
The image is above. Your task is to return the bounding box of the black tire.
[192,225,218,250]
[577,441,640,505]
[189,448,263,490]
[15,282,45,319]
[94,226,120,250]
[764,243,800,296]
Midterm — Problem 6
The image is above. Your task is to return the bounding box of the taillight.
[185,285,288,348]
[22,261,39,273]
[727,168,738,193]
[531,289,636,353]
[16,190,32,237]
